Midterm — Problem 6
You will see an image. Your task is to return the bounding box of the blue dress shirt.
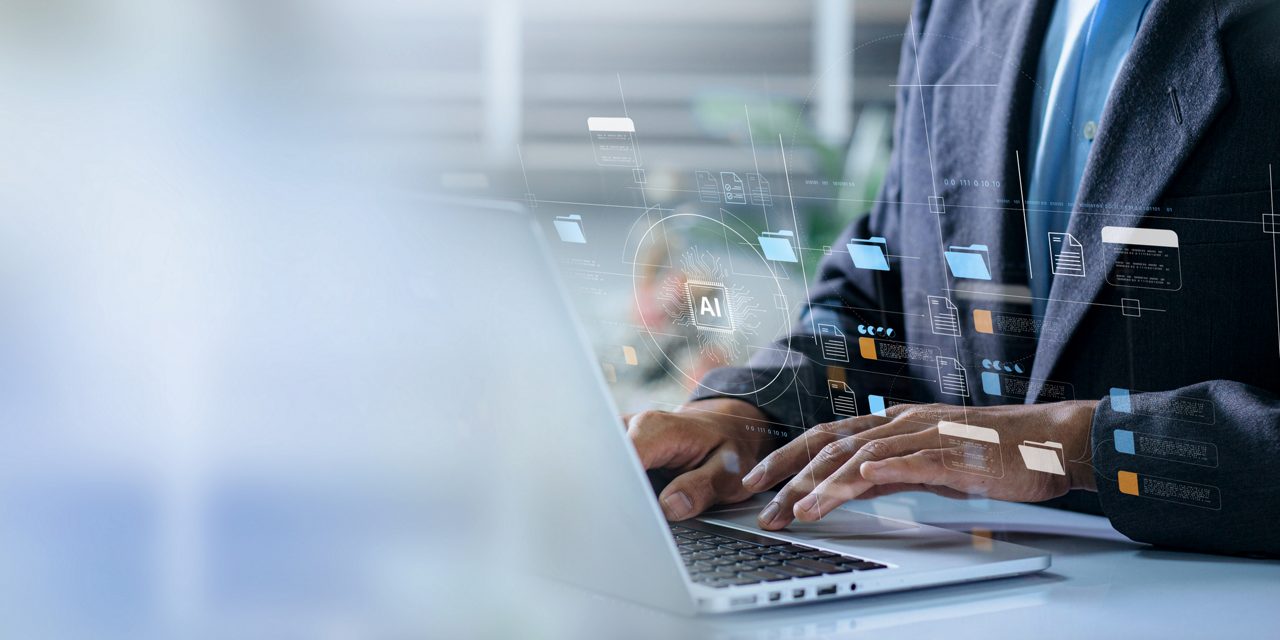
[1025,0,1152,318]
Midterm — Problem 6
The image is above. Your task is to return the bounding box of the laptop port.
[850,584,858,592]
[817,585,837,596]
[768,592,782,602]
[792,588,806,599]
[730,595,758,607]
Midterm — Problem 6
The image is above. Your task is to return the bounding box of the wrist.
[1061,400,1099,492]
[679,398,784,454]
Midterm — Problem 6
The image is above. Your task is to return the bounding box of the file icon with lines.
[928,295,962,337]
[1049,232,1086,277]
[828,380,858,417]
[937,356,970,397]
[818,323,849,362]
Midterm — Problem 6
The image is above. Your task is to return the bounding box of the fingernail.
[742,464,764,488]
[758,501,781,525]
[662,491,693,520]
[795,494,818,514]
[860,460,882,478]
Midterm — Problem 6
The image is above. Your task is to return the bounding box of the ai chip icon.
[686,280,734,333]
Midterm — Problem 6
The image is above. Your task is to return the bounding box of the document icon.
[1018,440,1066,475]
[747,173,773,206]
[937,356,970,397]
[759,230,798,263]
[695,170,720,203]
[847,237,890,271]
[828,380,858,417]
[1049,232,1086,277]
[944,244,993,280]
[927,296,962,337]
[721,171,747,204]
[553,215,587,244]
[587,116,639,167]
[939,421,1003,477]
[818,323,849,362]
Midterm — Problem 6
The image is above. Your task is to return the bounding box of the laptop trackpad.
[704,505,917,541]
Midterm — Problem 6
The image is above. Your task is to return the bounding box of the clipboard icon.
[758,230,798,263]
[847,237,890,271]
[944,244,992,280]
[553,215,587,244]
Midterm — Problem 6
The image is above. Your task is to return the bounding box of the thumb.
[658,462,723,521]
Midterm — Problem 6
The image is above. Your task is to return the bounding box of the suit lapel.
[935,0,1055,282]
[1029,0,1231,391]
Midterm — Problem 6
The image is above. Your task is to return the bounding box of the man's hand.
[626,399,785,521]
[740,401,1099,530]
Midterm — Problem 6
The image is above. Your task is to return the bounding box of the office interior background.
[425,0,914,409]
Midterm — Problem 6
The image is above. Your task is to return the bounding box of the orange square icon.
[1118,470,1140,496]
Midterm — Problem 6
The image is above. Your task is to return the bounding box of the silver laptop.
[434,198,1049,615]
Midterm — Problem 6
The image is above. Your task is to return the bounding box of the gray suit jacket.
[692,0,1280,557]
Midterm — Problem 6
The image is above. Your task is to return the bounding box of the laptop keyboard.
[671,520,887,589]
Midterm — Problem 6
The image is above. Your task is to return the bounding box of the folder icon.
[1018,440,1065,475]
[553,215,587,244]
[847,237,890,271]
[759,230,798,263]
[944,244,992,280]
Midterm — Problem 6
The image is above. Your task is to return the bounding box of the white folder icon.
[554,215,587,244]
[1018,440,1065,475]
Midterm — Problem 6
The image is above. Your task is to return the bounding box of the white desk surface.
[508,492,1280,639]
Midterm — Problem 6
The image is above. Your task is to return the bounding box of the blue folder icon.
[553,215,587,244]
[944,244,992,280]
[847,237,890,271]
[759,230,798,262]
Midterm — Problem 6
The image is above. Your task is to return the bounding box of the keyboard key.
[693,570,736,581]
[737,570,784,582]
[742,547,774,556]
[721,542,755,551]
[769,565,820,578]
[843,561,887,571]
[787,558,852,574]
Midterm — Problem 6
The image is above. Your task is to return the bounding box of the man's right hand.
[625,398,784,521]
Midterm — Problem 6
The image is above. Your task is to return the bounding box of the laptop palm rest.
[699,496,918,542]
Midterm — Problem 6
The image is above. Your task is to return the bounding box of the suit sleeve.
[687,16,922,436]
[1091,380,1280,557]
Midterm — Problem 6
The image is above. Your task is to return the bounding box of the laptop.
[431,198,1049,615]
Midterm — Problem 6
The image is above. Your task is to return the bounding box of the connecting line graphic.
[906,17,970,440]
[516,143,534,205]
[1271,164,1279,359]
[1016,150,1034,281]
[776,130,822,500]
